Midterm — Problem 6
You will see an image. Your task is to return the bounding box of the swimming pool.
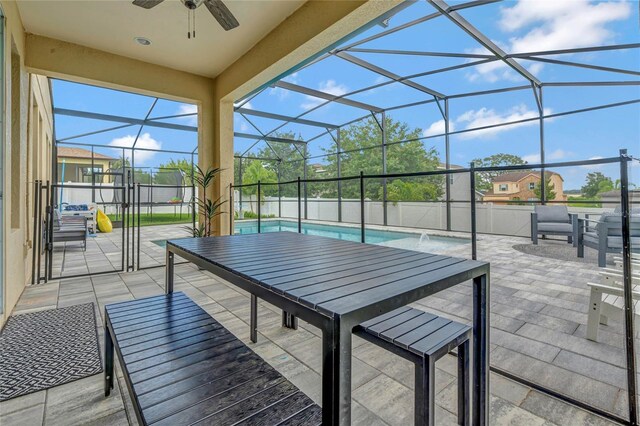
[152,220,469,252]
[234,220,469,252]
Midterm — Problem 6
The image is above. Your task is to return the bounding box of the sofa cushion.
[598,213,640,237]
[534,205,569,223]
[537,222,573,233]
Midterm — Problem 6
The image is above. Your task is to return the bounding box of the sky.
[53,0,640,190]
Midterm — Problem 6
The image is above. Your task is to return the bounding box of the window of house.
[499,184,508,191]
[529,182,535,190]
[80,166,103,183]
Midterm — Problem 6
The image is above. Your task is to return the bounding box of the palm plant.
[185,165,226,237]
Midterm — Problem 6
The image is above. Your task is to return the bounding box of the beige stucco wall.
[1,1,54,327]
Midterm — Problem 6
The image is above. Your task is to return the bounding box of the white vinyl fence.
[238,195,613,238]
[57,182,195,215]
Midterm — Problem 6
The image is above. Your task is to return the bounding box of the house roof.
[492,170,562,183]
[437,162,463,170]
[598,189,640,197]
[57,146,115,161]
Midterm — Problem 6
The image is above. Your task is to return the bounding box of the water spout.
[419,232,430,245]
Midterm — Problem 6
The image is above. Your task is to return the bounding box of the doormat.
[0,303,102,401]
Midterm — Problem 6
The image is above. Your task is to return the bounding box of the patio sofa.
[577,210,640,267]
[52,209,87,250]
[531,205,578,246]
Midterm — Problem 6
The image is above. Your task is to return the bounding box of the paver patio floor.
[2,223,632,425]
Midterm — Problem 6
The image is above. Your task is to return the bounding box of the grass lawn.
[108,212,193,227]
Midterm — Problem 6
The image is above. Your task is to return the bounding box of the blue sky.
[53,0,639,190]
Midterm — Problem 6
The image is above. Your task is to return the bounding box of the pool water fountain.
[418,231,430,246]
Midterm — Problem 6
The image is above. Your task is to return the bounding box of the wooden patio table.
[165,232,490,426]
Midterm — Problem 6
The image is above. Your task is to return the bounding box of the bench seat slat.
[277,404,323,426]
[134,346,255,397]
[393,316,451,350]
[105,292,319,426]
[153,380,298,426]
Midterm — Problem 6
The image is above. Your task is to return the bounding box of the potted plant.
[185,165,226,238]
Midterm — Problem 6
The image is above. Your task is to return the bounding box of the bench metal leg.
[282,311,298,329]
[415,357,436,426]
[458,339,470,426]
[250,294,258,343]
[104,323,114,397]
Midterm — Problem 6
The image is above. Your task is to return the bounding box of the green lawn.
[107,212,193,227]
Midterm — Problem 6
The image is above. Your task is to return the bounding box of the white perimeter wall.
[238,196,612,238]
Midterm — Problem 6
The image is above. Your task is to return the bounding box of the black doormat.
[0,303,102,401]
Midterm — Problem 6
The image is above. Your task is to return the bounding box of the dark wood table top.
[167,232,488,321]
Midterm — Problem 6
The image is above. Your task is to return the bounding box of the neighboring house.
[438,163,483,201]
[482,171,567,204]
[57,147,115,183]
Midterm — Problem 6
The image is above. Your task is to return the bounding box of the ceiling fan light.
[134,37,152,46]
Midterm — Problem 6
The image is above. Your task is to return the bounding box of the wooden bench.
[354,306,471,426]
[104,292,321,425]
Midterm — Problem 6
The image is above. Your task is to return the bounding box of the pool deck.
[6,222,633,425]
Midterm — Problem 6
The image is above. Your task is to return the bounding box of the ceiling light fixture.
[134,37,152,46]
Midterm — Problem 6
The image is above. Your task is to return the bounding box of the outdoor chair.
[577,211,640,267]
[52,209,88,250]
[531,205,578,246]
[587,264,640,342]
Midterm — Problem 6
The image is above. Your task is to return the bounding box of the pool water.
[152,220,470,252]
[234,220,469,252]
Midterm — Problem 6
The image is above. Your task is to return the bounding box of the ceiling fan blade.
[204,0,239,31]
[132,0,164,9]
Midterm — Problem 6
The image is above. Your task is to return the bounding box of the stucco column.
[202,95,234,236]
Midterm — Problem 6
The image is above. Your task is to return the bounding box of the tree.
[255,132,308,197]
[534,177,557,200]
[581,172,613,198]
[155,158,194,185]
[109,156,151,183]
[241,160,277,211]
[471,153,529,192]
[321,116,443,201]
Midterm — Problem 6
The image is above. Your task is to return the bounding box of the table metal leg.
[250,294,258,343]
[166,250,174,294]
[472,273,489,426]
[322,320,352,426]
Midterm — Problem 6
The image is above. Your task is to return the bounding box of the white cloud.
[109,132,161,165]
[301,80,349,110]
[422,119,454,137]
[177,103,198,126]
[523,149,569,164]
[455,103,551,139]
[502,0,631,53]
[466,0,631,82]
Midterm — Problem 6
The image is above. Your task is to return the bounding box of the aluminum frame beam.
[236,107,339,129]
[273,81,383,112]
[54,108,197,132]
[335,51,446,98]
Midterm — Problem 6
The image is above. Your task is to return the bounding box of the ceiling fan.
[133,0,239,37]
